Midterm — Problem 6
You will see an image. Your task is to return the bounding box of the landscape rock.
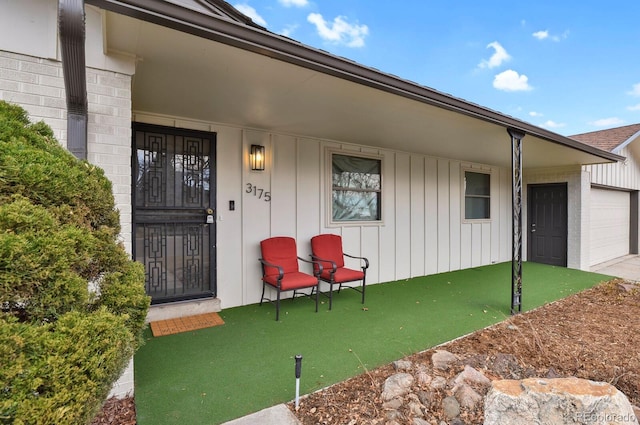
[463,353,488,369]
[488,353,522,379]
[442,396,460,419]
[618,282,639,293]
[393,360,413,371]
[416,390,433,409]
[454,383,483,409]
[382,373,414,401]
[453,365,492,388]
[412,418,430,425]
[431,350,458,370]
[407,398,424,416]
[383,398,403,410]
[415,364,432,386]
[484,377,639,425]
[430,376,448,390]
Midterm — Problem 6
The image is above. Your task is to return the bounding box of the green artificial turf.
[134,262,612,424]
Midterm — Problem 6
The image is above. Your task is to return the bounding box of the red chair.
[310,234,369,310]
[259,237,321,321]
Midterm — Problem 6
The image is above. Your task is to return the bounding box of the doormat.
[150,312,225,337]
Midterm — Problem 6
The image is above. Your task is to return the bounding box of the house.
[571,124,640,266]
[0,0,631,396]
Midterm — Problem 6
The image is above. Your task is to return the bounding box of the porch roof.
[85,0,623,169]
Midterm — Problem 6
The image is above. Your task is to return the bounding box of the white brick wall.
[1,49,136,398]
[524,166,588,270]
[0,50,133,253]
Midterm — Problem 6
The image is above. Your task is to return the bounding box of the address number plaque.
[246,183,271,202]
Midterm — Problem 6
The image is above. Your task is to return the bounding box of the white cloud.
[628,104,640,111]
[532,30,549,40]
[280,24,299,37]
[307,13,369,48]
[234,4,267,27]
[279,0,308,7]
[493,70,533,92]
[541,120,565,129]
[529,111,543,117]
[628,83,640,97]
[478,41,511,69]
[590,117,625,127]
[533,29,569,42]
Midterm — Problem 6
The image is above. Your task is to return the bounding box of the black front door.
[528,183,567,266]
[132,123,216,304]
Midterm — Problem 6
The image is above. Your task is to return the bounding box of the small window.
[331,153,382,222]
[464,171,490,220]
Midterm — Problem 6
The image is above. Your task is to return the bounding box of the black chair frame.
[310,253,369,310]
[258,256,322,321]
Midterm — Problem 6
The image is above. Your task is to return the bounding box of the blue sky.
[233,0,640,137]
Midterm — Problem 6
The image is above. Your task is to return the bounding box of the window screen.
[464,171,490,220]
[332,153,382,222]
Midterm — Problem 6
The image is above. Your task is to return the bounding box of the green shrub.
[0,310,134,425]
[0,101,150,424]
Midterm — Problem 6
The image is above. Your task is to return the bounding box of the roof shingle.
[570,124,640,152]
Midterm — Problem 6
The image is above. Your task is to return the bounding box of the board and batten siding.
[134,112,511,308]
[584,146,640,190]
[584,145,640,190]
[133,114,514,309]
[238,129,514,309]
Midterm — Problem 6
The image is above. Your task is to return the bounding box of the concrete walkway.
[590,254,640,282]
[222,255,640,425]
[220,404,301,425]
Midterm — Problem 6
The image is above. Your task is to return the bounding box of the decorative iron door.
[133,123,216,304]
[528,183,567,267]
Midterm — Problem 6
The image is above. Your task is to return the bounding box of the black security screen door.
[133,123,216,304]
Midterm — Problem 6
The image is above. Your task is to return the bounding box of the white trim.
[325,148,385,228]
[461,168,493,223]
[612,129,640,154]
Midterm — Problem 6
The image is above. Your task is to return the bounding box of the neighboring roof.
[570,124,640,153]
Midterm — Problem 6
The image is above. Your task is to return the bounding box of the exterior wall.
[133,112,515,309]
[584,145,640,190]
[0,2,136,399]
[583,145,640,262]
[523,166,589,270]
[0,50,134,252]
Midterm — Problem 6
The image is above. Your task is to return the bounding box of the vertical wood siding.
[133,115,513,309]
[585,146,640,190]
[240,132,513,308]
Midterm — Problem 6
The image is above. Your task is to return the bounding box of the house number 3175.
[246,183,271,202]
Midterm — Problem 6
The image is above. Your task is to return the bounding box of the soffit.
[100,9,617,170]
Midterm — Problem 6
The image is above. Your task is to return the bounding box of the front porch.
[133,261,612,424]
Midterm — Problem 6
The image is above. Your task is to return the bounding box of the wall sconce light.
[250,144,265,171]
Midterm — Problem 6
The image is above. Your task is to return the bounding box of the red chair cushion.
[263,271,318,291]
[260,237,299,277]
[311,234,345,273]
[320,267,364,283]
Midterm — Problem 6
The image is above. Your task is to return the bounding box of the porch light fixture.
[250,144,265,171]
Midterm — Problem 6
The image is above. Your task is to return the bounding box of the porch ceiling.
[102,9,615,170]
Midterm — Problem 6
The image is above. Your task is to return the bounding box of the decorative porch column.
[508,128,525,315]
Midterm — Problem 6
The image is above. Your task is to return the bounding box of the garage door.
[590,188,630,266]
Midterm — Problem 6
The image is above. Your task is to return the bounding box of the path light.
[295,354,302,409]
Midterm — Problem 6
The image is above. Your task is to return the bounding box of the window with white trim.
[464,171,490,220]
[331,152,382,222]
